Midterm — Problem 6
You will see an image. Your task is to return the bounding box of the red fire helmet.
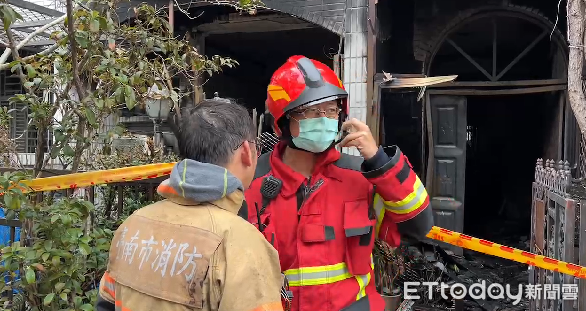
[265,55,348,136]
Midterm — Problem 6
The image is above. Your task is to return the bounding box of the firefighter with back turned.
[96,98,285,311]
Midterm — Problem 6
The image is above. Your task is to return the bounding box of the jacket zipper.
[296,177,324,221]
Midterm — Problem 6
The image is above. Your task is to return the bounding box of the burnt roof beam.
[7,0,63,17]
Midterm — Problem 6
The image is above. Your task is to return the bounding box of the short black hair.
[171,98,256,166]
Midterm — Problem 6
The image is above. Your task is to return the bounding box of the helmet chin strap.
[285,135,304,151]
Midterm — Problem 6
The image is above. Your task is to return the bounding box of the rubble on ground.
[384,236,530,311]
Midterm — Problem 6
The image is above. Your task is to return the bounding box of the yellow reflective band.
[383,177,428,215]
[179,161,187,197]
[373,194,385,236]
[284,263,353,287]
[383,177,423,207]
[355,274,367,300]
[355,255,375,300]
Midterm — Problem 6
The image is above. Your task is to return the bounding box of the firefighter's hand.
[340,118,378,160]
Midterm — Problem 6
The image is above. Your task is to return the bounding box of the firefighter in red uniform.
[240,55,434,311]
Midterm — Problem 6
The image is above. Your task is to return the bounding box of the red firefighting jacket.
[241,142,433,311]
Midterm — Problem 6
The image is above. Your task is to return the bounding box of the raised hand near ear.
[339,118,378,160]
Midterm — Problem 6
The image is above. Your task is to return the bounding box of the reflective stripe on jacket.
[242,142,433,311]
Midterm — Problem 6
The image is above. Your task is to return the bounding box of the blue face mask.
[292,117,339,153]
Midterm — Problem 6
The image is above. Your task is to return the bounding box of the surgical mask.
[292,117,339,153]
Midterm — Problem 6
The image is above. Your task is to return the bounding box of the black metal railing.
[530,159,585,311]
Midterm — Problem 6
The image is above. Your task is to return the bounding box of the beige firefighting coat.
[97,159,284,311]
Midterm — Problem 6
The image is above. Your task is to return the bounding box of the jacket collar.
[209,190,245,214]
[269,141,341,197]
[157,179,244,214]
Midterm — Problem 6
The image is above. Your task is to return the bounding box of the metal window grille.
[0,68,52,154]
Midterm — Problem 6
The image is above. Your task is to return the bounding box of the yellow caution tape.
[12,163,176,193]
[427,226,586,279]
[3,163,586,279]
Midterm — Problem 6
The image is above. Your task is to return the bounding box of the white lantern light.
[145,82,171,120]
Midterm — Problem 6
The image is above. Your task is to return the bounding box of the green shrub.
[0,172,113,311]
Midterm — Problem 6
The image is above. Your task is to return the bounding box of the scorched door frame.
[424,88,566,256]
[425,92,467,255]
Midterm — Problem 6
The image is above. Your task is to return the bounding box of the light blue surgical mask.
[292,117,339,153]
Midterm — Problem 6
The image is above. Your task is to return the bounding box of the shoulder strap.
[238,200,248,220]
[333,153,364,171]
[239,151,273,222]
[254,151,273,179]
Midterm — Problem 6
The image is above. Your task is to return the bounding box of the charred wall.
[375,0,567,74]
[116,0,347,35]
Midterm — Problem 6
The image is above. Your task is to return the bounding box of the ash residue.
[383,239,530,311]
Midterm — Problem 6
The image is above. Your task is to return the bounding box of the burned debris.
[375,239,530,311]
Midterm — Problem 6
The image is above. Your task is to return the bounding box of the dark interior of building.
[429,14,562,243]
[205,27,340,119]
[378,90,557,245]
[464,93,556,243]
[177,5,342,132]
[377,0,566,245]
[380,91,423,176]
[430,16,555,81]
[122,5,340,138]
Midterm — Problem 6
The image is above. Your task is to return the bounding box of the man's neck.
[282,146,316,178]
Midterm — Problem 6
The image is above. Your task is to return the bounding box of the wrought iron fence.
[530,159,585,311]
[258,132,279,154]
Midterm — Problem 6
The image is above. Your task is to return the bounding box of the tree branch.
[4,28,27,83]
[71,118,88,172]
[0,43,61,71]
[162,62,181,119]
[0,15,66,65]
[66,0,86,101]
[567,0,586,135]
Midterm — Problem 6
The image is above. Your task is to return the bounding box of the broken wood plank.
[374,73,426,81]
[379,75,458,89]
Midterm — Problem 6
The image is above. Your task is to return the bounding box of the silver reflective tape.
[105,281,115,292]
[356,273,369,299]
[285,266,351,282]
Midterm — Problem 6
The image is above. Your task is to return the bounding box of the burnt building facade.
[116,0,578,254]
[375,0,577,254]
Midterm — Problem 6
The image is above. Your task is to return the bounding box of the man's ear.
[240,140,254,167]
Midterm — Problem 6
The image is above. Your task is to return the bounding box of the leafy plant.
[0,0,258,309]
[0,123,20,168]
[1,172,113,311]
[90,141,177,222]
[0,0,242,175]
